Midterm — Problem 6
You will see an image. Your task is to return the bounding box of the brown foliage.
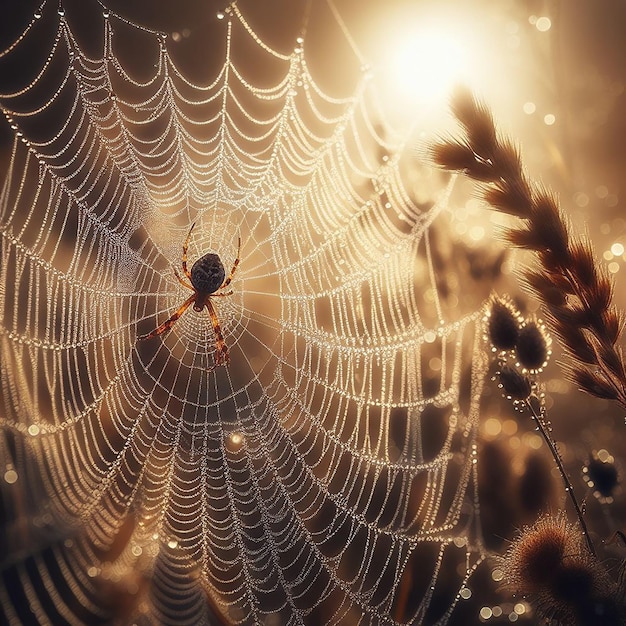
[432,86,626,409]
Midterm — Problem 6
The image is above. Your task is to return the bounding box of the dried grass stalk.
[433,86,626,410]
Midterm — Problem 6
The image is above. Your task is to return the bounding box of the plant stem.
[525,398,596,556]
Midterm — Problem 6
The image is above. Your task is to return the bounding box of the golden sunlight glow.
[373,11,497,127]
[389,28,471,106]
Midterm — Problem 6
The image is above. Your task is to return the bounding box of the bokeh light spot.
[536,17,552,32]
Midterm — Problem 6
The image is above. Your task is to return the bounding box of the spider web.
[0,1,490,624]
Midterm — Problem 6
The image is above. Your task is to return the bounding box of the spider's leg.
[205,299,229,367]
[211,290,233,297]
[174,267,194,290]
[182,222,196,279]
[220,235,241,290]
[139,293,195,340]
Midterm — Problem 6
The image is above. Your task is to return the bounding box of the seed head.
[582,452,619,503]
[551,560,594,604]
[501,513,577,594]
[516,320,551,371]
[497,364,532,401]
[537,555,621,626]
[487,297,521,350]
[501,513,620,625]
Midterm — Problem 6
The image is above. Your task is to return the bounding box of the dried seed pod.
[497,364,532,401]
[487,297,521,350]
[500,513,621,626]
[542,556,621,626]
[582,452,619,503]
[500,513,578,594]
[516,320,551,371]
[551,560,594,603]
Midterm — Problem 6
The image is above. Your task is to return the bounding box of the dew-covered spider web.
[0,1,492,624]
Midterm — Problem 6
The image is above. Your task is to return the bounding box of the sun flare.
[374,12,494,126]
[390,28,470,104]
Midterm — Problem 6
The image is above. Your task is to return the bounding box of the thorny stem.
[524,397,596,557]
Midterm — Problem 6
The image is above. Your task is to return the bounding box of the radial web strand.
[0,2,490,624]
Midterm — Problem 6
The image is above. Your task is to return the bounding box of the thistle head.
[487,296,522,351]
[501,513,621,625]
[515,319,551,372]
[501,513,577,595]
[582,451,619,504]
[497,364,532,402]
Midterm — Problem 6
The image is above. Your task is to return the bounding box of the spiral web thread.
[0,2,489,624]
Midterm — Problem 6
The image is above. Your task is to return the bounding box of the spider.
[140,223,240,368]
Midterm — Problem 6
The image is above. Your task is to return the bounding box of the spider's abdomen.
[191,253,226,294]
